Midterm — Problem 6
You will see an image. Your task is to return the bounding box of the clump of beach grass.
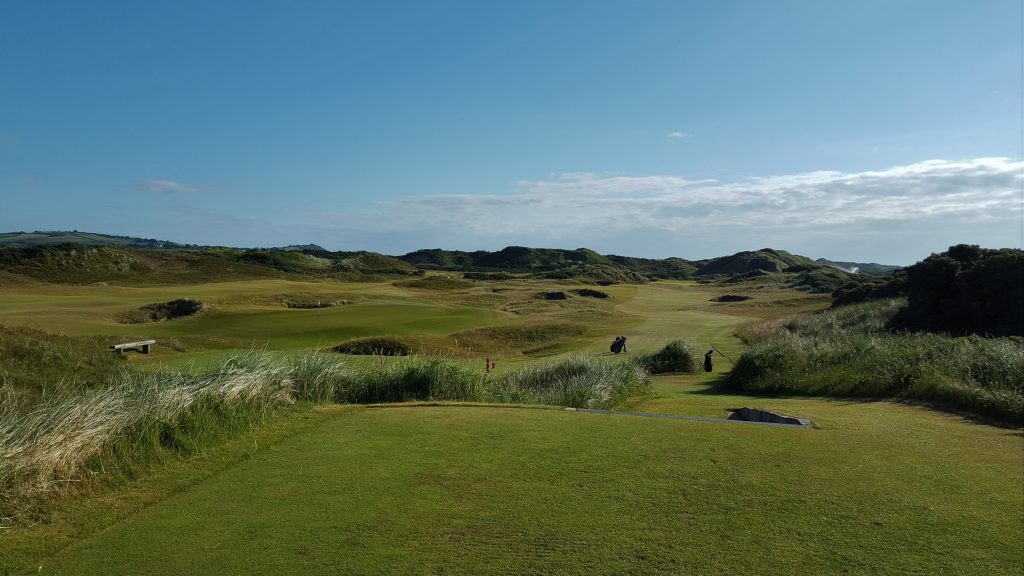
[634,339,699,374]
[727,299,1024,423]
[0,352,293,523]
[491,355,651,409]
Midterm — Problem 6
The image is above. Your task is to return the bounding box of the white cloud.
[298,157,1022,261]
[516,172,715,196]
[370,157,1018,233]
[137,179,205,194]
[666,131,691,139]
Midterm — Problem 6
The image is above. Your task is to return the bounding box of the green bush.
[334,337,413,356]
[635,339,699,374]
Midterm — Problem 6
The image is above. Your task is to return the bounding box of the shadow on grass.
[693,374,1024,432]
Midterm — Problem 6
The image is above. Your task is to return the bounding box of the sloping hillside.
[398,246,648,284]
[816,258,901,275]
[694,249,819,276]
[0,245,280,284]
[398,246,616,271]
[0,231,195,250]
[605,255,697,279]
[0,245,416,284]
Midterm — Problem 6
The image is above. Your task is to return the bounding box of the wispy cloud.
[357,157,1020,234]
[136,179,206,194]
[666,131,691,139]
[288,157,1020,261]
[516,172,716,196]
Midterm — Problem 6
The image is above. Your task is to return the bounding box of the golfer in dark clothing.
[704,349,714,373]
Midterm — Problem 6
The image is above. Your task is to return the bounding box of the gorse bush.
[830,244,1024,336]
[728,300,1024,423]
[634,339,699,374]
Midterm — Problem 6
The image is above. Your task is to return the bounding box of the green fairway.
[0,278,770,368]
[0,279,515,354]
[33,401,1023,575]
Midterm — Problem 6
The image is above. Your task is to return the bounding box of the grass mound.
[119,299,204,323]
[395,276,474,290]
[462,272,514,281]
[452,323,586,355]
[277,294,349,309]
[0,326,127,408]
[635,339,700,374]
[334,337,413,356]
[728,300,1024,423]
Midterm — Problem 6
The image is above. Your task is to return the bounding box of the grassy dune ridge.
[0,326,126,406]
[728,299,1024,423]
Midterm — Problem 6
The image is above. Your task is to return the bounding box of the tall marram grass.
[0,353,292,521]
[491,355,651,408]
[1,352,651,523]
[287,353,651,408]
[728,299,1024,424]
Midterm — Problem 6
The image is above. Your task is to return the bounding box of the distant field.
[0,279,509,354]
[0,278,812,369]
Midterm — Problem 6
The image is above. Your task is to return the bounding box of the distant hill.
[0,231,876,291]
[0,245,417,285]
[815,258,901,275]
[399,246,616,271]
[396,246,648,283]
[273,244,327,252]
[0,231,197,250]
[604,255,697,280]
[692,248,818,277]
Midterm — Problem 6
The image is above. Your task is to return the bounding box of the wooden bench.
[110,339,156,354]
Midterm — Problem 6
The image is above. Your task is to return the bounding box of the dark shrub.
[122,299,204,323]
[712,294,749,302]
[334,337,413,356]
[635,339,699,374]
[573,288,610,299]
[538,291,569,300]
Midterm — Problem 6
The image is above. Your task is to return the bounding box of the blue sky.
[1,0,1021,264]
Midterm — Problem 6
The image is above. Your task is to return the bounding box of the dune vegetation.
[728,299,1024,423]
[0,351,654,525]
